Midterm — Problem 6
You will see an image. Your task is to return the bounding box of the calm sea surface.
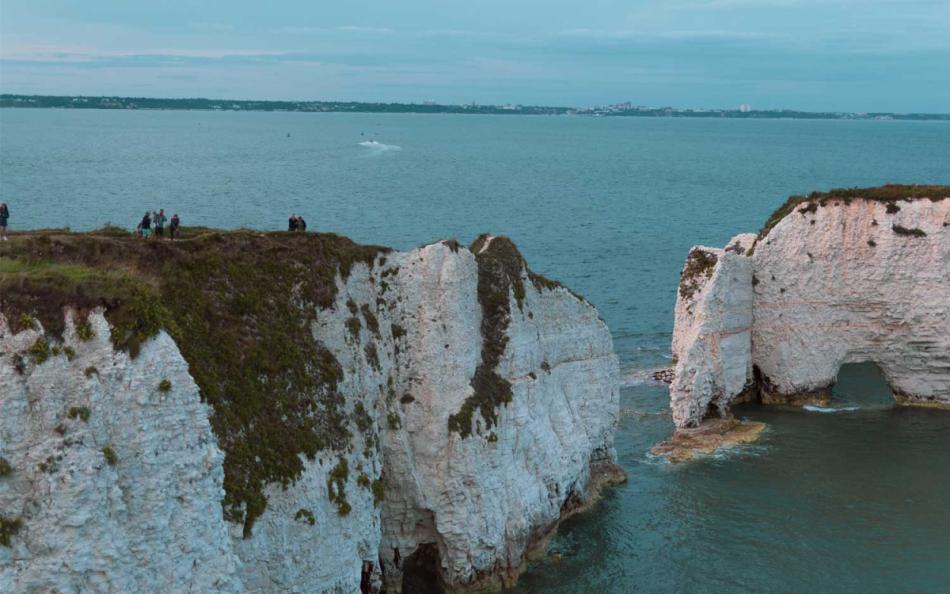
[2,109,949,592]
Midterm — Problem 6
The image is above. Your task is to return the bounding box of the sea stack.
[0,231,623,593]
[668,185,950,434]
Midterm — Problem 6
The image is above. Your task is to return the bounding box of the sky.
[1,0,948,112]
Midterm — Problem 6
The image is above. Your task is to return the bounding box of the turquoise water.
[2,109,949,592]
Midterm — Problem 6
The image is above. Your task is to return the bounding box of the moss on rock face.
[447,236,524,438]
[678,248,718,301]
[28,337,50,363]
[294,508,316,526]
[0,229,386,537]
[67,406,91,423]
[371,478,385,506]
[360,304,380,338]
[18,313,38,331]
[327,457,351,516]
[0,516,24,547]
[345,316,362,340]
[446,235,584,439]
[892,224,927,237]
[75,316,95,341]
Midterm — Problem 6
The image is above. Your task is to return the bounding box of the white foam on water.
[803,404,861,413]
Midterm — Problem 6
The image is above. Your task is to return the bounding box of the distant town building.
[739,104,752,113]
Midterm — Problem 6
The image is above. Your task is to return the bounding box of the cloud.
[186,22,234,32]
[1,44,289,63]
[274,25,490,39]
[557,28,779,41]
[274,25,394,35]
[334,26,395,34]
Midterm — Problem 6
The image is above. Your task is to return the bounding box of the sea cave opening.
[831,362,895,407]
[400,543,445,594]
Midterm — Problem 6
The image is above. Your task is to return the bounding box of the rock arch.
[829,361,896,406]
[670,188,950,428]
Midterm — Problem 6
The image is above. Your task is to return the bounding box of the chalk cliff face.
[0,234,621,593]
[670,234,756,428]
[670,187,950,428]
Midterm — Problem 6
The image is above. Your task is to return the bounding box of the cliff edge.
[0,230,623,593]
[670,185,950,429]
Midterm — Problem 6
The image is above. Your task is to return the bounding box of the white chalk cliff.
[671,189,950,428]
[0,235,621,593]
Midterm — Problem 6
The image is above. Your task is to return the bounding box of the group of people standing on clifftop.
[137,209,180,239]
[288,214,308,232]
[0,202,313,239]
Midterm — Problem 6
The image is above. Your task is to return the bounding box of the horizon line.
[3,93,950,118]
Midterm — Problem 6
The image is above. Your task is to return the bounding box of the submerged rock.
[0,231,622,593]
[669,185,950,430]
[651,418,766,464]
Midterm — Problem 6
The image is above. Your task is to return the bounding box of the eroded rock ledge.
[0,230,622,593]
[668,185,950,438]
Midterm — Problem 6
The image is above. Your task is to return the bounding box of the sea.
[2,108,949,593]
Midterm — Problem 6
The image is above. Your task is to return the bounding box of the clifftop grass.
[757,184,950,240]
[678,248,718,301]
[0,228,386,536]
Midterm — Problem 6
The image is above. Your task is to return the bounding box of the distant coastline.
[2,94,949,121]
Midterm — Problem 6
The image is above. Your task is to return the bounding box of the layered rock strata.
[0,232,621,593]
[670,186,950,429]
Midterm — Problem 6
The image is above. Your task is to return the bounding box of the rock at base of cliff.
[893,392,950,410]
[760,386,831,407]
[652,368,675,384]
[650,418,766,464]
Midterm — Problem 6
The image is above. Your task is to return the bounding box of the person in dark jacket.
[297,215,307,232]
[288,214,298,232]
[154,209,167,238]
[0,202,9,241]
[140,212,152,238]
[169,213,180,240]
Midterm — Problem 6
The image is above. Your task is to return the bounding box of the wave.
[358,140,401,151]
[803,404,861,413]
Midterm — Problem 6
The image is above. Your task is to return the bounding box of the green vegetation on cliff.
[0,515,24,547]
[447,235,577,438]
[756,184,950,240]
[447,236,519,438]
[0,228,386,536]
[678,248,718,301]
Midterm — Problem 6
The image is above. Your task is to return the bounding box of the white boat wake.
[358,140,401,151]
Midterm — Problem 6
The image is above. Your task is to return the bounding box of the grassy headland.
[0,227,386,536]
